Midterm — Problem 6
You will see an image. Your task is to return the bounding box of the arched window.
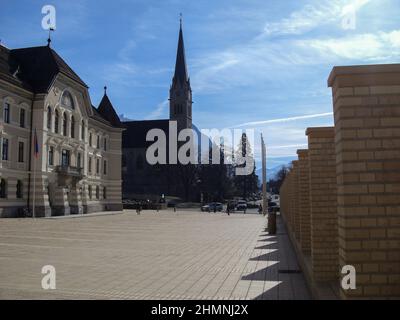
[81,120,85,140]
[88,185,92,199]
[61,91,74,109]
[54,110,59,133]
[16,180,23,199]
[70,116,75,138]
[62,113,67,136]
[103,187,107,199]
[0,179,7,198]
[136,155,144,170]
[95,186,99,199]
[47,106,52,130]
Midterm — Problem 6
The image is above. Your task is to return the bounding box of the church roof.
[6,45,87,93]
[172,22,189,86]
[97,92,124,128]
[122,119,170,148]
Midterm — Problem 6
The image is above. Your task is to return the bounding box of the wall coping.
[305,126,334,137]
[328,63,400,87]
[297,149,308,156]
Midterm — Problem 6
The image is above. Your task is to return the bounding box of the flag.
[33,129,39,158]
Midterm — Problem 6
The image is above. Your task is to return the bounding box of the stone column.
[328,64,400,299]
[297,149,311,255]
[306,127,338,282]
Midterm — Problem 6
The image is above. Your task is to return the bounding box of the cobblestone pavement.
[0,210,310,300]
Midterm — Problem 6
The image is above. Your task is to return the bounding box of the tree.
[233,133,259,199]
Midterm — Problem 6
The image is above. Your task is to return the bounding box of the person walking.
[227,205,230,216]
[258,204,262,215]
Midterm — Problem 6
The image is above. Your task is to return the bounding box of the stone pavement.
[0,210,310,300]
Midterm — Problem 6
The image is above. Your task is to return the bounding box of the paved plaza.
[0,210,310,300]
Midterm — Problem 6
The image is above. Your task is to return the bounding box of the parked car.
[236,200,247,211]
[201,202,223,212]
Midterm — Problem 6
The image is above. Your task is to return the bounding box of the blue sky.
[1,0,400,167]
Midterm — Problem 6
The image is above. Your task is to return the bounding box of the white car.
[236,200,247,211]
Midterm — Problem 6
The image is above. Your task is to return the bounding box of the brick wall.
[329,64,400,299]
[292,161,300,241]
[297,149,311,255]
[306,127,338,282]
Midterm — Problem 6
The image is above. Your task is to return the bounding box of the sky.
[1,0,400,168]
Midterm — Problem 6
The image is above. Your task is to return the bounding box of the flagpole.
[261,134,267,216]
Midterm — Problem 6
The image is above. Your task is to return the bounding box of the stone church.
[0,40,124,217]
[122,21,200,200]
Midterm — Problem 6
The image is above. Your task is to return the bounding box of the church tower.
[169,18,192,131]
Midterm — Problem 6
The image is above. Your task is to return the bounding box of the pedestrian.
[213,206,216,214]
[227,205,230,216]
[258,204,262,214]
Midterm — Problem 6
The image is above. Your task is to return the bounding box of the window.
[89,133,92,146]
[77,153,81,168]
[103,186,107,199]
[96,186,99,199]
[61,149,70,166]
[96,158,100,174]
[48,146,54,165]
[103,160,107,175]
[81,120,85,140]
[2,138,9,161]
[61,91,74,109]
[16,180,23,199]
[97,135,100,149]
[104,138,107,151]
[3,102,10,123]
[62,113,67,136]
[88,185,92,199]
[19,109,25,128]
[18,141,24,163]
[88,157,92,173]
[0,179,6,198]
[70,116,75,138]
[54,110,59,133]
[47,107,52,130]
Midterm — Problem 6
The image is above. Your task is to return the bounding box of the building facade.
[0,43,123,217]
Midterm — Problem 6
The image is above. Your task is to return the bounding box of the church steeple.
[173,17,189,86]
[170,16,192,130]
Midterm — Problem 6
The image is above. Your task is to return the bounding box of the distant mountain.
[255,156,296,182]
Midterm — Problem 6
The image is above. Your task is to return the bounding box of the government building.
[0,40,124,217]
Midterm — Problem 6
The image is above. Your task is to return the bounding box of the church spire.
[173,14,189,85]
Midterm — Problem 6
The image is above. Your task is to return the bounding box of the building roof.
[7,45,87,93]
[97,92,124,128]
[122,119,170,148]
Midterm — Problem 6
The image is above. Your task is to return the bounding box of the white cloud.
[145,99,168,119]
[302,30,400,60]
